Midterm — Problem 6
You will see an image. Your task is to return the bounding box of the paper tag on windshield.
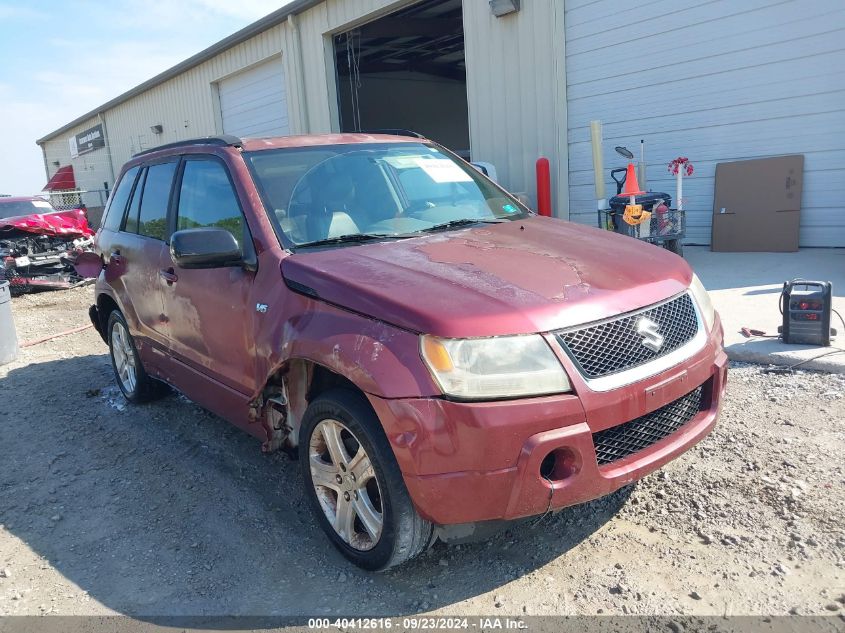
[415,158,473,183]
[32,200,53,209]
[381,156,424,169]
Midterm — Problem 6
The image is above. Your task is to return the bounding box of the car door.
[93,164,138,279]
[103,159,178,351]
[160,155,258,395]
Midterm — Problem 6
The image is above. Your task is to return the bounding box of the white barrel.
[0,281,19,365]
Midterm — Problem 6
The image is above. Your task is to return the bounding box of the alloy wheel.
[111,321,137,394]
[309,419,383,551]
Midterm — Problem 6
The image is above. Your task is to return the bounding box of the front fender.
[260,295,439,399]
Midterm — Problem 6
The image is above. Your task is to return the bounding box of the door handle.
[159,268,178,285]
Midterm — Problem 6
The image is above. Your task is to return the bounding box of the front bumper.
[367,316,727,525]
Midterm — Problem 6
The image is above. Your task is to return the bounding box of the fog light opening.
[539,447,580,483]
[539,452,556,479]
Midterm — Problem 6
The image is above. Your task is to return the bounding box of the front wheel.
[299,389,434,570]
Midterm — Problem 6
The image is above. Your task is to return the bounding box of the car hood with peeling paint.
[281,216,694,338]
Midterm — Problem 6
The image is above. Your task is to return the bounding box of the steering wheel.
[404,200,436,216]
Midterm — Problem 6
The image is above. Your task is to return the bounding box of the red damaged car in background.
[86,134,726,570]
[0,196,95,294]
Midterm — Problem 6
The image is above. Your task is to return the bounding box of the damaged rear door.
[102,160,177,351]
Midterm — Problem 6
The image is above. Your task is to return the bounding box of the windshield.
[0,199,54,219]
[245,143,529,248]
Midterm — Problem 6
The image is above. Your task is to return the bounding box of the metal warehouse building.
[37,0,845,246]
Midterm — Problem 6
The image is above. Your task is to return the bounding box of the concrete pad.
[686,246,845,373]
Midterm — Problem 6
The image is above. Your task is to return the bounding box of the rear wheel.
[299,389,434,570]
[107,310,169,403]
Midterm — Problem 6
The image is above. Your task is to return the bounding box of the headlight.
[689,273,716,331]
[420,334,571,399]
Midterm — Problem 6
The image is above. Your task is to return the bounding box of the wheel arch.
[252,312,438,453]
[257,357,375,454]
[93,292,121,343]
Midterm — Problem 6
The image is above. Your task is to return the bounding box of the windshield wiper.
[296,233,409,249]
[297,219,508,248]
[421,218,508,233]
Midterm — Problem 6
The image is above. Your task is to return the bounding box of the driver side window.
[176,159,247,248]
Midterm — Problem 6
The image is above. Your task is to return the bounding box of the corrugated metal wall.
[104,25,290,168]
[39,0,845,242]
[39,1,406,187]
[294,0,570,209]
[40,0,571,218]
[463,1,568,211]
[565,0,845,246]
[295,0,570,208]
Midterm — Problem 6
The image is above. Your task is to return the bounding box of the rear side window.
[103,166,139,231]
[123,168,146,234]
[176,159,246,247]
[137,162,177,240]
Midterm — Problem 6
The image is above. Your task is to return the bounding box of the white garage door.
[219,57,290,138]
[564,0,845,247]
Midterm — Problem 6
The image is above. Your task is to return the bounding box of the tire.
[106,310,169,403]
[299,388,434,570]
[664,239,684,257]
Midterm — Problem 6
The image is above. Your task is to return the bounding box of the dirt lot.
[1,287,844,618]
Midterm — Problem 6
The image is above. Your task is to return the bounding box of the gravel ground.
[0,288,843,618]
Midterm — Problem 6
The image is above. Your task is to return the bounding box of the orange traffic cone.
[620,162,648,226]
[620,162,644,197]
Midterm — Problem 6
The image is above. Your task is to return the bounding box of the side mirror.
[170,228,242,269]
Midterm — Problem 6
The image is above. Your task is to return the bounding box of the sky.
[0,0,292,195]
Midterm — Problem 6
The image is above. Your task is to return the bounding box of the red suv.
[86,134,726,570]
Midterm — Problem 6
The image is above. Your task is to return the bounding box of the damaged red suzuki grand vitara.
[86,134,726,570]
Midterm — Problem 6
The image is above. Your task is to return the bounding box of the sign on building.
[69,124,105,158]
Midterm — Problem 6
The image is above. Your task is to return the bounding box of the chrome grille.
[592,385,704,466]
[556,293,698,379]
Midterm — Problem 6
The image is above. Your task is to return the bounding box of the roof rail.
[361,129,426,139]
[132,135,243,158]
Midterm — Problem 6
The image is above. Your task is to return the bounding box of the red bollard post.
[536,157,552,217]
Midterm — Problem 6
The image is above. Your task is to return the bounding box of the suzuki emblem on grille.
[636,317,665,352]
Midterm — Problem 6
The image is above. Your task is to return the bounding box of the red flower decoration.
[668,157,694,176]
